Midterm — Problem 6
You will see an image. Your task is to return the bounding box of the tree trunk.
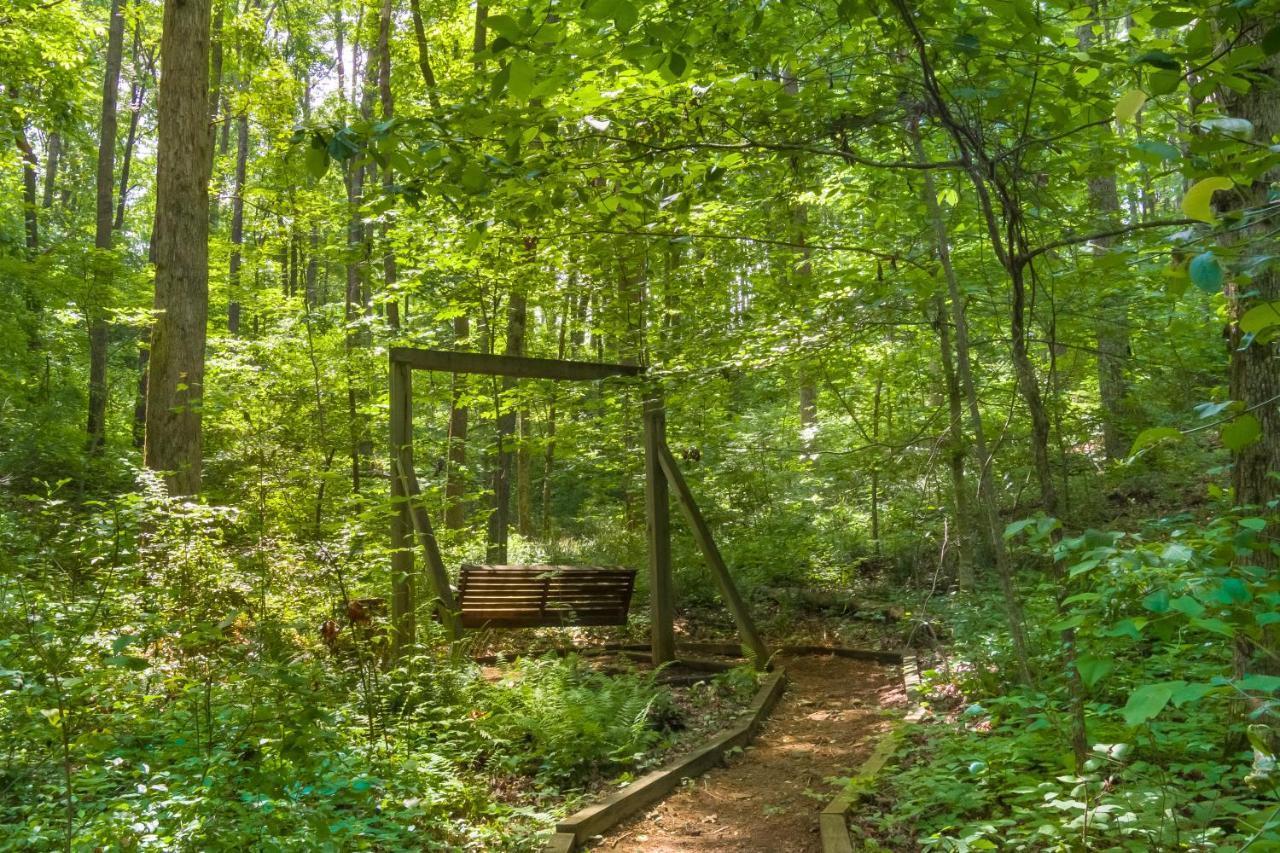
[908,117,1032,683]
[407,0,441,109]
[145,0,211,496]
[934,291,974,586]
[377,0,398,331]
[15,127,38,254]
[42,131,60,209]
[487,293,525,561]
[115,25,149,231]
[227,111,247,334]
[87,0,127,453]
[445,316,469,529]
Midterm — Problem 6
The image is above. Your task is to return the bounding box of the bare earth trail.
[589,655,905,852]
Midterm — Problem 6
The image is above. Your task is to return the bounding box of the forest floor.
[586,654,905,852]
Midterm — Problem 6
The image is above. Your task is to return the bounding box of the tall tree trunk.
[15,128,38,254]
[1077,16,1130,461]
[88,0,127,453]
[42,131,60,209]
[115,27,149,231]
[1224,44,1280,726]
[407,0,441,109]
[487,292,525,561]
[934,291,974,586]
[145,0,211,496]
[541,293,571,534]
[908,117,1032,684]
[207,0,226,228]
[227,111,247,334]
[445,317,469,529]
[377,0,399,331]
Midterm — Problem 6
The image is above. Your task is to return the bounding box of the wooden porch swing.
[387,346,769,668]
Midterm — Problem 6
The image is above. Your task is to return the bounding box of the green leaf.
[1180,176,1233,224]
[1170,682,1216,707]
[1114,89,1147,124]
[1188,252,1224,292]
[1133,139,1180,162]
[613,0,638,33]
[305,146,330,179]
[1239,302,1280,335]
[1129,426,1182,455]
[507,57,534,103]
[1240,517,1267,531]
[1201,117,1254,138]
[1170,595,1206,617]
[1143,588,1171,613]
[1076,655,1113,689]
[1191,617,1235,637]
[1264,23,1280,55]
[1122,682,1175,726]
[667,52,687,78]
[1238,674,1280,692]
[1212,577,1252,604]
[1135,49,1180,70]
[1222,414,1261,451]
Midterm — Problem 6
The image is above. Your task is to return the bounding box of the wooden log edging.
[819,653,926,853]
[544,667,788,853]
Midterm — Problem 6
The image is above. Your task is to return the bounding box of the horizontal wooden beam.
[390,347,643,381]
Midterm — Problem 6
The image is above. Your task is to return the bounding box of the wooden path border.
[819,654,926,853]
[544,668,788,853]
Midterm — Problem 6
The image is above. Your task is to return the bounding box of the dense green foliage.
[2,0,1279,846]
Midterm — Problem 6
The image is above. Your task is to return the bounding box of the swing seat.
[456,564,636,629]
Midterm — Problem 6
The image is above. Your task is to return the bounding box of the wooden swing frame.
[387,346,769,668]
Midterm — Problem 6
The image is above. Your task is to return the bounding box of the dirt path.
[588,655,905,852]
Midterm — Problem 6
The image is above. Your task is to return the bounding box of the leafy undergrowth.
[848,509,1280,851]
[0,480,758,851]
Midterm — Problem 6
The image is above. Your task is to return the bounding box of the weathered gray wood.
[819,812,856,853]
[656,441,770,670]
[389,359,415,660]
[548,669,786,851]
[456,563,634,629]
[390,347,642,381]
[642,393,676,665]
[394,453,462,640]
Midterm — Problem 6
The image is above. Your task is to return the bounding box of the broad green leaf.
[1191,617,1235,637]
[1170,595,1206,617]
[1076,655,1113,689]
[613,0,638,33]
[1201,117,1254,138]
[1170,682,1216,707]
[1135,49,1180,70]
[305,146,329,179]
[1239,302,1280,335]
[1180,177,1233,224]
[1133,139,1180,162]
[1222,414,1261,451]
[1122,682,1175,726]
[1129,426,1182,455]
[1143,588,1170,613]
[507,57,534,103]
[1114,89,1147,124]
[1238,674,1280,692]
[1240,517,1267,531]
[1188,252,1223,292]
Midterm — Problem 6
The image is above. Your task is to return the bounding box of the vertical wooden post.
[657,441,770,670]
[643,389,676,665]
[389,357,416,661]
[395,455,463,640]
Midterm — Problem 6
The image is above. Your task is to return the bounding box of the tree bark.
[42,131,60,209]
[15,127,38,254]
[116,26,150,230]
[144,0,211,496]
[227,111,247,334]
[907,116,1032,683]
[377,0,399,331]
[87,0,127,453]
[934,291,974,586]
